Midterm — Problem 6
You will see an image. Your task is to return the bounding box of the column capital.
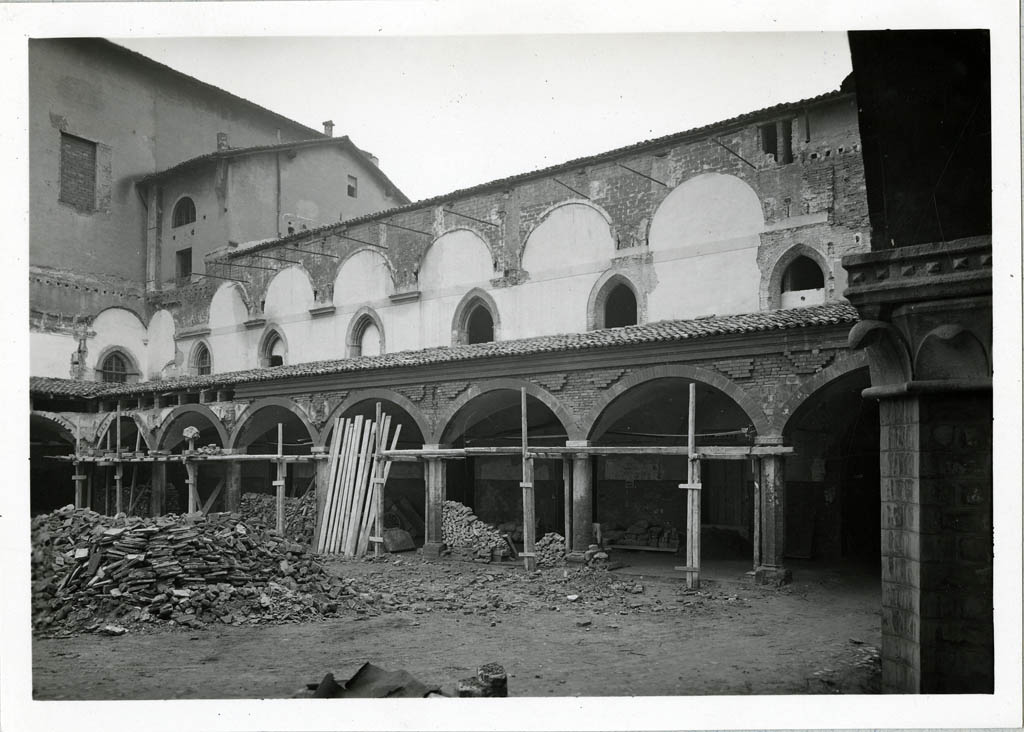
[755,435,785,447]
[564,440,591,448]
[422,443,451,451]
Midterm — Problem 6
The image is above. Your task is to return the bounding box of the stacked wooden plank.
[315,409,401,557]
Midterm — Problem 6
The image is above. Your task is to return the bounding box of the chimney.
[216,132,230,151]
[322,120,335,137]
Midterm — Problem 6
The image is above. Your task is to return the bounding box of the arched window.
[587,273,644,331]
[98,351,129,383]
[466,304,494,344]
[604,284,638,328]
[172,197,197,228]
[261,330,286,367]
[780,255,826,308]
[346,308,385,359]
[452,290,500,345]
[192,342,212,376]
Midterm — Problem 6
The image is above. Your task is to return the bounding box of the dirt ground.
[32,555,881,699]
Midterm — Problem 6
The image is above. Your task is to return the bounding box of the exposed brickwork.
[713,358,754,380]
[59,132,96,212]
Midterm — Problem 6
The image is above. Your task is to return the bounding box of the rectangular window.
[347,175,358,198]
[59,132,97,212]
[176,248,193,280]
[759,119,794,164]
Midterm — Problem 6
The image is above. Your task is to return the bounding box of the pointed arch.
[258,326,288,367]
[209,281,253,329]
[261,265,316,319]
[417,228,495,293]
[587,271,645,330]
[346,306,386,358]
[451,287,501,345]
[332,247,395,307]
[764,243,832,310]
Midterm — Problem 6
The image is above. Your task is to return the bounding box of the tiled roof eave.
[30,302,859,400]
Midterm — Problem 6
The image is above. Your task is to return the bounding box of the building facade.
[29,38,407,382]
[31,50,880,590]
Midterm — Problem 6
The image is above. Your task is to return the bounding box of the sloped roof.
[30,377,110,398]
[30,302,859,399]
[219,87,853,258]
[135,136,410,204]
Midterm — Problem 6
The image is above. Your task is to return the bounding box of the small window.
[780,255,826,308]
[172,197,197,228]
[262,331,286,367]
[604,284,638,328]
[193,343,211,376]
[99,352,129,383]
[59,132,97,212]
[466,305,494,344]
[347,175,358,198]
[176,248,193,280]
[760,119,794,164]
[782,256,825,292]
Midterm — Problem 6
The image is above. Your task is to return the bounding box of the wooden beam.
[201,479,225,515]
[520,388,536,571]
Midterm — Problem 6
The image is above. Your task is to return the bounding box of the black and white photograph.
[2,2,1021,730]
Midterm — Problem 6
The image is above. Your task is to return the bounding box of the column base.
[421,542,446,559]
[755,565,792,585]
[565,551,587,564]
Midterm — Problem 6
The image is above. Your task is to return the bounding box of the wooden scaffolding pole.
[676,383,702,589]
[752,456,762,571]
[274,423,287,535]
[520,388,537,571]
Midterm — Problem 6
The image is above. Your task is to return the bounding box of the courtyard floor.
[32,554,881,699]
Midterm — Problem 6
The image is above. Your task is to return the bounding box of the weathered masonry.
[32,301,873,584]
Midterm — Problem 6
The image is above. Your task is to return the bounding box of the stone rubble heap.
[604,520,680,550]
[441,501,510,558]
[535,533,566,568]
[240,490,316,545]
[31,505,361,634]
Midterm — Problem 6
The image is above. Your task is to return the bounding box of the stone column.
[567,441,593,560]
[150,461,166,516]
[844,235,993,693]
[224,461,242,513]
[755,443,791,584]
[422,445,447,558]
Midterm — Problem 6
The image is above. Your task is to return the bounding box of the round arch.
[332,245,398,290]
[228,397,318,451]
[416,227,496,290]
[93,411,155,451]
[209,281,254,327]
[434,378,579,444]
[582,364,771,440]
[519,198,616,264]
[775,351,870,436]
[586,270,645,330]
[450,287,501,345]
[763,243,832,310]
[31,412,78,445]
[317,389,431,448]
[154,404,231,451]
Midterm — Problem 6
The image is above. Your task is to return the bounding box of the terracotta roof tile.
[30,377,110,398]
[32,302,858,399]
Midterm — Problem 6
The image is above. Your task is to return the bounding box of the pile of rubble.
[187,444,223,456]
[535,533,565,567]
[604,520,680,550]
[441,501,510,559]
[240,490,316,545]
[30,505,362,634]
